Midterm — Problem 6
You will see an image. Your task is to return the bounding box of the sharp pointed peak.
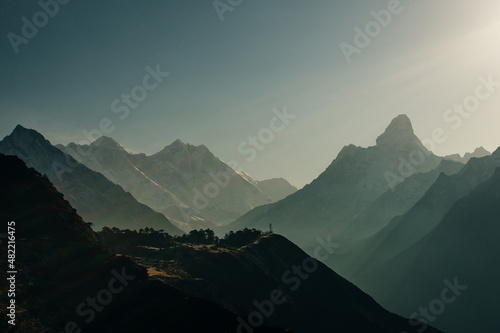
[376,114,417,147]
[9,124,46,141]
[166,139,188,151]
[155,139,188,156]
[2,126,58,154]
[91,135,116,144]
[13,124,27,131]
[464,146,490,158]
[172,138,185,145]
[165,139,210,152]
[384,114,413,132]
[12,124,36,135]
[472,146,490,155]
[90,136,123,149]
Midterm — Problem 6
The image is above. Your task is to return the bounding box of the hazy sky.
[1,0,499,188]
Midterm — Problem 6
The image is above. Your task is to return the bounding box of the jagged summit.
[465,146,491,159]
[336,143,361,158]
[170,138,186,148]
[4,125,53,151]
[473,146,490,154]
[90,136,123,149]
[13,124,28,132]
[445,146,493,163]
[11,124,44,139]
[155,138,188,156]
[155,139,212,158]
[376,114,416,147]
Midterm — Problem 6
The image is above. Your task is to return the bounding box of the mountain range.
[227,115,447,247]
[444,146,490,163]
[0,153,440,333]
[58,136,296,229]
[0,125,296,234]
[346,146,500,282]
[1,113,497,332]
[223,114,498,332]
[0,125,183,235]
[0,153,293,333]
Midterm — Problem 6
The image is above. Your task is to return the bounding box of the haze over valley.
[1,1,499,332]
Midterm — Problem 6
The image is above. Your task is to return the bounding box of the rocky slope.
[61,138,276,226]
[0,126,182,235]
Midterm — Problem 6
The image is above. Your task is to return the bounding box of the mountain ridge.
[227,115,443,248]
[0,126,183,235]
[60,135,296,227]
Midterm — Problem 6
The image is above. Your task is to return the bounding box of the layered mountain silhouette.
[227,115,444,248]
[0,153,442,333]
[326,158,464,278]
[348,146,500,282]
[220,114,500,332]
[356,166,500,333]
[0,154,289,333]
[336,158,464,243]
[2,114,497,332]
[444,146,490,163]
[0,125,183,235]
[59,136,295,228]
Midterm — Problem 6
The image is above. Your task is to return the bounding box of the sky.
[1,0,499,188]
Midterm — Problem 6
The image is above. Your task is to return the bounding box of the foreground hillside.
[101,229,443,333]
[0,154,288,333]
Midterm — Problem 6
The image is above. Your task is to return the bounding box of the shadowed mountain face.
[349,147,500,283]
[60,137,279,227]
[0,125,183,235]
[336,158,464,243]
[0,154,289,333]
[324,158,464,278]
[357,166,500,333]
[228,115,443,248]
